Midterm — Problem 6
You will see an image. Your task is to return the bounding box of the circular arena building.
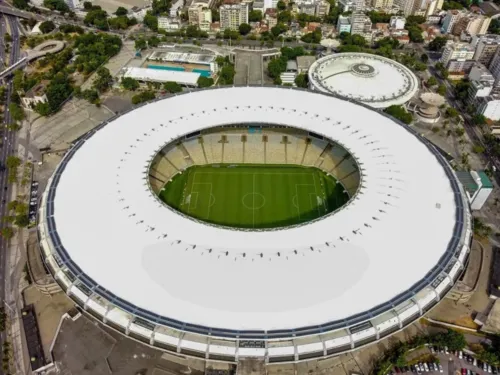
[38,86,472,364]
[308,53,420,109]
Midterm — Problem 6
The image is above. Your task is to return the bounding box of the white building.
[440,40,475,67]
[338,0,355,11]
[456,170,494,211]
[452,14,491,37]
[337,15,352,33]
[129,6,150,22]
[21,82,48,110]
[123,67,200,87]
[157,17,182,31]
[350,12,372,40]
[220,3,249,31]
[170,0,183,17]
[441,10,464,34]
[425,0,443,17]
[477,94,500,121]
[472,34,500,67]
[188,3,212,31]
[390,16,406,29]
[371,0,393,9]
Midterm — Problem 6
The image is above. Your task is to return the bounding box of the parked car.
[459,351,463,359]
[462,368,467,375]
[489,365,493,373]
[484,363,489,372]
[492,367,497,375]
[423,363,429,372]
[473,359,478,367]
[445,346,449,354]
[395,367,400,373]
[438,364,443,373]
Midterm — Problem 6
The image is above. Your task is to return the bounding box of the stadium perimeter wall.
[36,86,473,364]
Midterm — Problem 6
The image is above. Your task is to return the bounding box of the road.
[420,44,500,185]
[0,14,22,375]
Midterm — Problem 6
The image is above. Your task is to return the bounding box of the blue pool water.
[147,65,212,77]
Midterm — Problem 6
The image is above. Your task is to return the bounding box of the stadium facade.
[38,86,472,364]
[308,53,420,109]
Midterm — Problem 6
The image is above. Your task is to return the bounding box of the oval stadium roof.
[41,86,467,333]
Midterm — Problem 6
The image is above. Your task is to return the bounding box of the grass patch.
[159,164,349,229]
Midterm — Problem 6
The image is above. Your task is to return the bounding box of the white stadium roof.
[41,87,469,336]
[308,53,419,109]
[123,67,200,86]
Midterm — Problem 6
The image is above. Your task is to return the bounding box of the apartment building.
[220,2,249,30]
[440,40,475,72]
[472,34,500,67]
[390,16,405,29]
[425,0,443,17]
[441,10,464,34]
[452,13,491,37]
[371,0,393,9]
[337,15,352,32]
[188,2,212,31]
[350,12,372,39]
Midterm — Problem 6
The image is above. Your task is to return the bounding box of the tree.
[93,67,113,92]
[197,76,214,88]
[115,6,128,15]
[83,1,93,10]
[5,156,21,169]
[163,81,182,93]
[427,76,437,87]
[445,107,459,118]
[429,36,448,51]
[143,12,158,31]
[473,114,487,126]
[249,10,263,22]
[44,0,70,12]
[277,0,287,9]
[384,105,413,124]
[121,77,140,91]
[15,215,29,228]
[39,21,56,34]
[147,36,160,47]
[131,90,155,104]
[219,65,235,85]
[84,8,109,30]
[0,227,14,240]
[420,53,428,63]
[8,103,25,122]
[135,38,147,50]
[437,84,446,96]
[294,73,308,88]
[13,0,29,10]
[239,23,251,35]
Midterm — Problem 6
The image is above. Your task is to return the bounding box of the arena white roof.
[123,67,200,86]
[48,87,459,332]
[308,53,419,108]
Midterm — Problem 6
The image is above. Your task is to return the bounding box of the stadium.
[308,52,420,109]
[38,86,472,364]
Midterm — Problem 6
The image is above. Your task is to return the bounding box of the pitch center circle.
[242,193,266,210]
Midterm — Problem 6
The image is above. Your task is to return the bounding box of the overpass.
[0,5,43,20]
[0,56,26,79]
[0,40,65,79]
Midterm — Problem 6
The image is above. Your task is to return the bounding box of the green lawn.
[159,164,349,229]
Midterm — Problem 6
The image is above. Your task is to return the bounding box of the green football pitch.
[159,164,349,229]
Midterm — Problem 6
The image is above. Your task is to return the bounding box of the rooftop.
[123,67,200,86]
[43,87,466,332]
[307,52,419,108]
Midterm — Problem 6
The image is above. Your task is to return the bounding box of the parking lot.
[392,348,495,375]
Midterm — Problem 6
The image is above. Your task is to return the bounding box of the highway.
[0,14,22,375]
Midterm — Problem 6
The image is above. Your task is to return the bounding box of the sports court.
[159,164,349,229]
